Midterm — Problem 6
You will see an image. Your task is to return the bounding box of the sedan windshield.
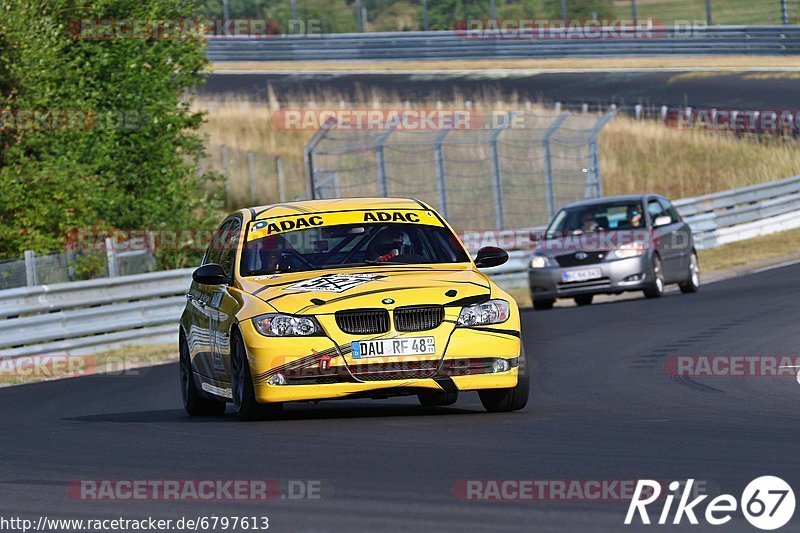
[241,222,470,276]
[546,201,645,237]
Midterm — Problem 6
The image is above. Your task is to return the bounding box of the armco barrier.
[2,175,800,358]
[206,26,800,62]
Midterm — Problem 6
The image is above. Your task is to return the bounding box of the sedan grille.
[555,251,607,267]
[335,309,390,335]
[394,306,444,332]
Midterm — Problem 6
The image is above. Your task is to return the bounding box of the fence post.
[433,128,450,218]
[561,0,568,20]
[276,156,286,202]
[631,0,638,25]
[24,250,38,287]
[489,111,517,230]
[705,0,713,25]
[303,117,335,200]
[542,113,570,220]
[422,0,429,30]
[247,151,256,206]
[585,111,616,198]
[375,120,401,197]
[782,0,789,24]
[221,145,230,208]
[105,237,117,278]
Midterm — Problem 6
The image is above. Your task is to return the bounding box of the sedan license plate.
[561,268,602,283]
[351,337,435,359]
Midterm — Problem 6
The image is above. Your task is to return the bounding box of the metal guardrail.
[2,175,800,358]
[206,26,800,62]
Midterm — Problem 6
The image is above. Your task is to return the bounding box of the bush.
[0,0,221,267]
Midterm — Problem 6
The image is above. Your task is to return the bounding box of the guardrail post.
[105,237,118,278]
[24,250,38,287]
[585,111,616,199]
[705,0,713,25]
[782,0,789,24]
[489,111,517,230]
[543,113,570,220]
[434,128,450,218]
[422,0,429,31]
[631,0,638,25]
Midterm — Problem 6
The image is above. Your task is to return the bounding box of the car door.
[187,219,231,379]
[647,197,680,282]
[662,198,693,275]
[207,216,244,384]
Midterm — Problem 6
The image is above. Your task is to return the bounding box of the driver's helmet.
[370,228,409,259]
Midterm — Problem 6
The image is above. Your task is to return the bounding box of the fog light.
[267,373,287,386]
[623,273,644,282]
[492,359,510,373]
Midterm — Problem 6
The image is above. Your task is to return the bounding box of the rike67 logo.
[626,477,795,530]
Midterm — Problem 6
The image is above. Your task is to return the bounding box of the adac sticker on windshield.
[284,273,385,293]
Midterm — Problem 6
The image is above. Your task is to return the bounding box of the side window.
[203,220,231,266]
[661,199,681,222]
[218,218,241,276]
[647,199,665,224]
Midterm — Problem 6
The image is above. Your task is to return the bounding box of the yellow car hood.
[241,264,492,315]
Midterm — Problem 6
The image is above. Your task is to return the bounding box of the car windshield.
[545,201,645,237]
[241,222,470,276]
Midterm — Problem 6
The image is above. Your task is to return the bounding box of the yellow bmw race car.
[179,197,528,420]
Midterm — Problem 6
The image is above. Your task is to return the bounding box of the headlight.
[611,242,644,259]
[530,254,551,268]
[252,314,322,337]
[457,299,510,327]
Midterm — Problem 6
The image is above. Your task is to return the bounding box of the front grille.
[555,251,607,267]
[335,309,390,334]
[349,360,440,381]
[394,306,444,332]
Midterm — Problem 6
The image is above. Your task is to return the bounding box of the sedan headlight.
[457,299,510,327]
[252,314,322,337]
[611,242,644,259]
[530,254,552,268]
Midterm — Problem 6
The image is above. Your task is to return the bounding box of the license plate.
[351,337,436,359]
[561,268,602,283]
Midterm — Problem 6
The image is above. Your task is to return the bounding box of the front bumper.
[528,256,651,300]
[240,319,521,404]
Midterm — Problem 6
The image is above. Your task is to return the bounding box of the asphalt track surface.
[2,263,800,532]
[200,71,799,110]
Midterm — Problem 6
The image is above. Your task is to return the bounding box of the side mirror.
[192,263,228,285]
[474,246,509,269]
[654,215,672,227]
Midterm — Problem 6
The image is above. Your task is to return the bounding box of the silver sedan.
[528,194,699,310]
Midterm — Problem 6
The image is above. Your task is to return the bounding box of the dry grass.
[210,56,800,72]
[698,227,800,272]
[600,114,800,199]
[196,96,800,207]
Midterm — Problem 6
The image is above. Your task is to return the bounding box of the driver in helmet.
[370,228,408,262]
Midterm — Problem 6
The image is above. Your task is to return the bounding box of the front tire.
[679,252,700,294]
[574,295,593,306]
[231,331,283,421]
[479,342,530,413]
[532,298,554,311]
[180,333,226,417]
[644,255,665,298]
